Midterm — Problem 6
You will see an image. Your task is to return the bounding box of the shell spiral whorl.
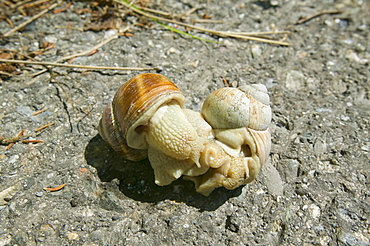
[201,85,272,131]
[98,73,185,161]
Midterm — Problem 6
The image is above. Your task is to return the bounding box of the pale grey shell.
[201,84,272,130]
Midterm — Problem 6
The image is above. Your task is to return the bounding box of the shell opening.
[241,144,252,157]
[134,125,148,134]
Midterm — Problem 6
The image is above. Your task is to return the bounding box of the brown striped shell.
[98,73,185,161]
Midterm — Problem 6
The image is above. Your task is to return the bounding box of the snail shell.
[201,84,272,131]
[98,73,185,161]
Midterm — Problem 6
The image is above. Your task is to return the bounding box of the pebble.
[314,138,327,156]
[168,47,177,54]
[67,232,80,240]
[281,159,300,182]
[8,155,19,164]
[270,0,280,6]
[0,182,21,205]
[35,192,43,197]
[104,29,118,39]
[346,49,369,64]
[44,36,58,43]
[325,20,333,26]
[15,106,50,122]
[338,230,369,246]
[316,108,332,113]
[250,44,262,58]
[307,204,320,219]
[16,106,33,116]
[0,234,12,245]
[361,143,369,152]
[261,161,284,196]
[285,70,305,91]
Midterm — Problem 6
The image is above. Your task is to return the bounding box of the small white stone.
[168,47,177,53]
[104,29,118,39]
[361,143,369,152]
[189,60,199,68]
[250,44,262,58]
[340,115,350,121]
[67,232,80,240]
[270,0,279,6]
[44,36,58,43]
[325,20,333,26]
[285,70,306,91]
[346,49,369,64]
[308,204,321,219]
[0,234,12,245]
[256,188,265,195]
[8,155,19,164]
[222,39,233,48]
[326,61,335,66]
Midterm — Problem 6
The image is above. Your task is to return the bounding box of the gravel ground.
[0,0,369,245]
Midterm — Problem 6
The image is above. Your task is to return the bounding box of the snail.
[98,73,212,185]
[184,85,272,195]
[98,73,272,196]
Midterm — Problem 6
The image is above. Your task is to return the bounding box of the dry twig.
[113,0,291,46]
[296,10,343,25]
[4,1,62,37]
[222,77,229,87]
[21,140,44,144]
[1,122,55,149]
[43,183,66,191]
[35,122,55,132]
[56,32,122,63]
[32,108,48,116]
[29,31,131,77]
[3,130,25,150]
[0,58,159,72]
[9,0,34,9]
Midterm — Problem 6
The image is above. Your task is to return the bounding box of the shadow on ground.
[85,134,242,211]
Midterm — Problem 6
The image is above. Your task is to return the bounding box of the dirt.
[0,0,369,245]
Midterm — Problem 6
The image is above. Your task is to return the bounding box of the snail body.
[98,73,272,196]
